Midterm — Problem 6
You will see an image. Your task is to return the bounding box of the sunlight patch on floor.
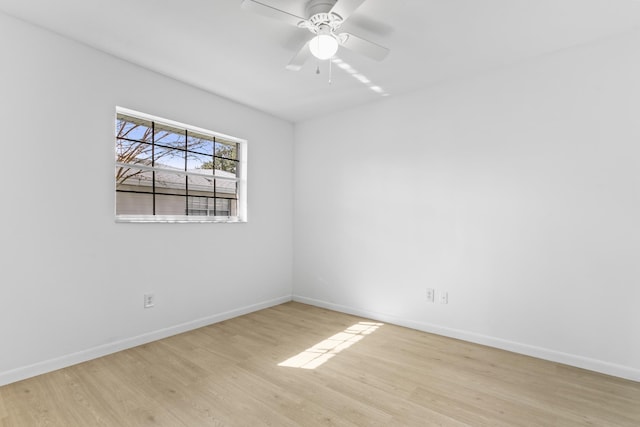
[278,321,383,369]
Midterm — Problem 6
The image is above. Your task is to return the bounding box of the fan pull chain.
[315,59,332,85]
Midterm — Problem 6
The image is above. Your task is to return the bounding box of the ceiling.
[2,0,640,122]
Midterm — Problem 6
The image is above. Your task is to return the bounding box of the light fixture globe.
[309,33,339,60]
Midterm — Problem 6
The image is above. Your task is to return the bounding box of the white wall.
[294,31,640,381]
[0,12,293,385]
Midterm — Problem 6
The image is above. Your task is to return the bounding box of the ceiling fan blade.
[329,0,367,21]
[286,40,312,71]
[339,32,389,61]
[241,0,305,27]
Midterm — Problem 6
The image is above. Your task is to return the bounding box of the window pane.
[214,158,238,176]
[154,171,187,195]
[215,140,237,160]
[215,179,236,197]
[116,192,153,215]
[213,198,237,216]
[116,139,152,166]
[155,194,186,215]
[155,124,185,149]
[188,133,214,155]
[188,174,215,196]
[155,146,185,170]
[215,198,231,216]
[116,167,153,191]
[187,152,214,174]
[188,196,214,216]
[116,114,152,142]
[229,199,237,216]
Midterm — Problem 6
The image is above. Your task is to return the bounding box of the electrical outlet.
[144,293,155,308]
[439,291,448,304]
[426,288,435,303]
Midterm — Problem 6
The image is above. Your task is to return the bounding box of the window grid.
[115,111,241,221]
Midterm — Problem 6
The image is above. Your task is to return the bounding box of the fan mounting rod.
[306,0,338,17]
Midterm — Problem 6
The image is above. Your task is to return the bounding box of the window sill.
[115,215,246,223]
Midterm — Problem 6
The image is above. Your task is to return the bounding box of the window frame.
[114,107,247,223]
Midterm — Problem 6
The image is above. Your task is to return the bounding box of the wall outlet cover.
[144,293,155,308]
[439,291,448,304]
[426,288,435,303]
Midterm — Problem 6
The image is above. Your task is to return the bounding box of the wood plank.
[0,301,638,426]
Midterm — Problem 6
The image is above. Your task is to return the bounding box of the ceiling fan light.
[309,34,339,60]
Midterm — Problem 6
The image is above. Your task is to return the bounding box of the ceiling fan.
[241,0,390,71]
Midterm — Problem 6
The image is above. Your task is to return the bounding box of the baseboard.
[0,295,292,387]
[293,295,640,383]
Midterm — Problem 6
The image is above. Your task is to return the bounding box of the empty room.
[0,0,639,425]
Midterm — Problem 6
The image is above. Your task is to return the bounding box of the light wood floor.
[1,302,639,426]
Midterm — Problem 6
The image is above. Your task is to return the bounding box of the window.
[115,107,246,222]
